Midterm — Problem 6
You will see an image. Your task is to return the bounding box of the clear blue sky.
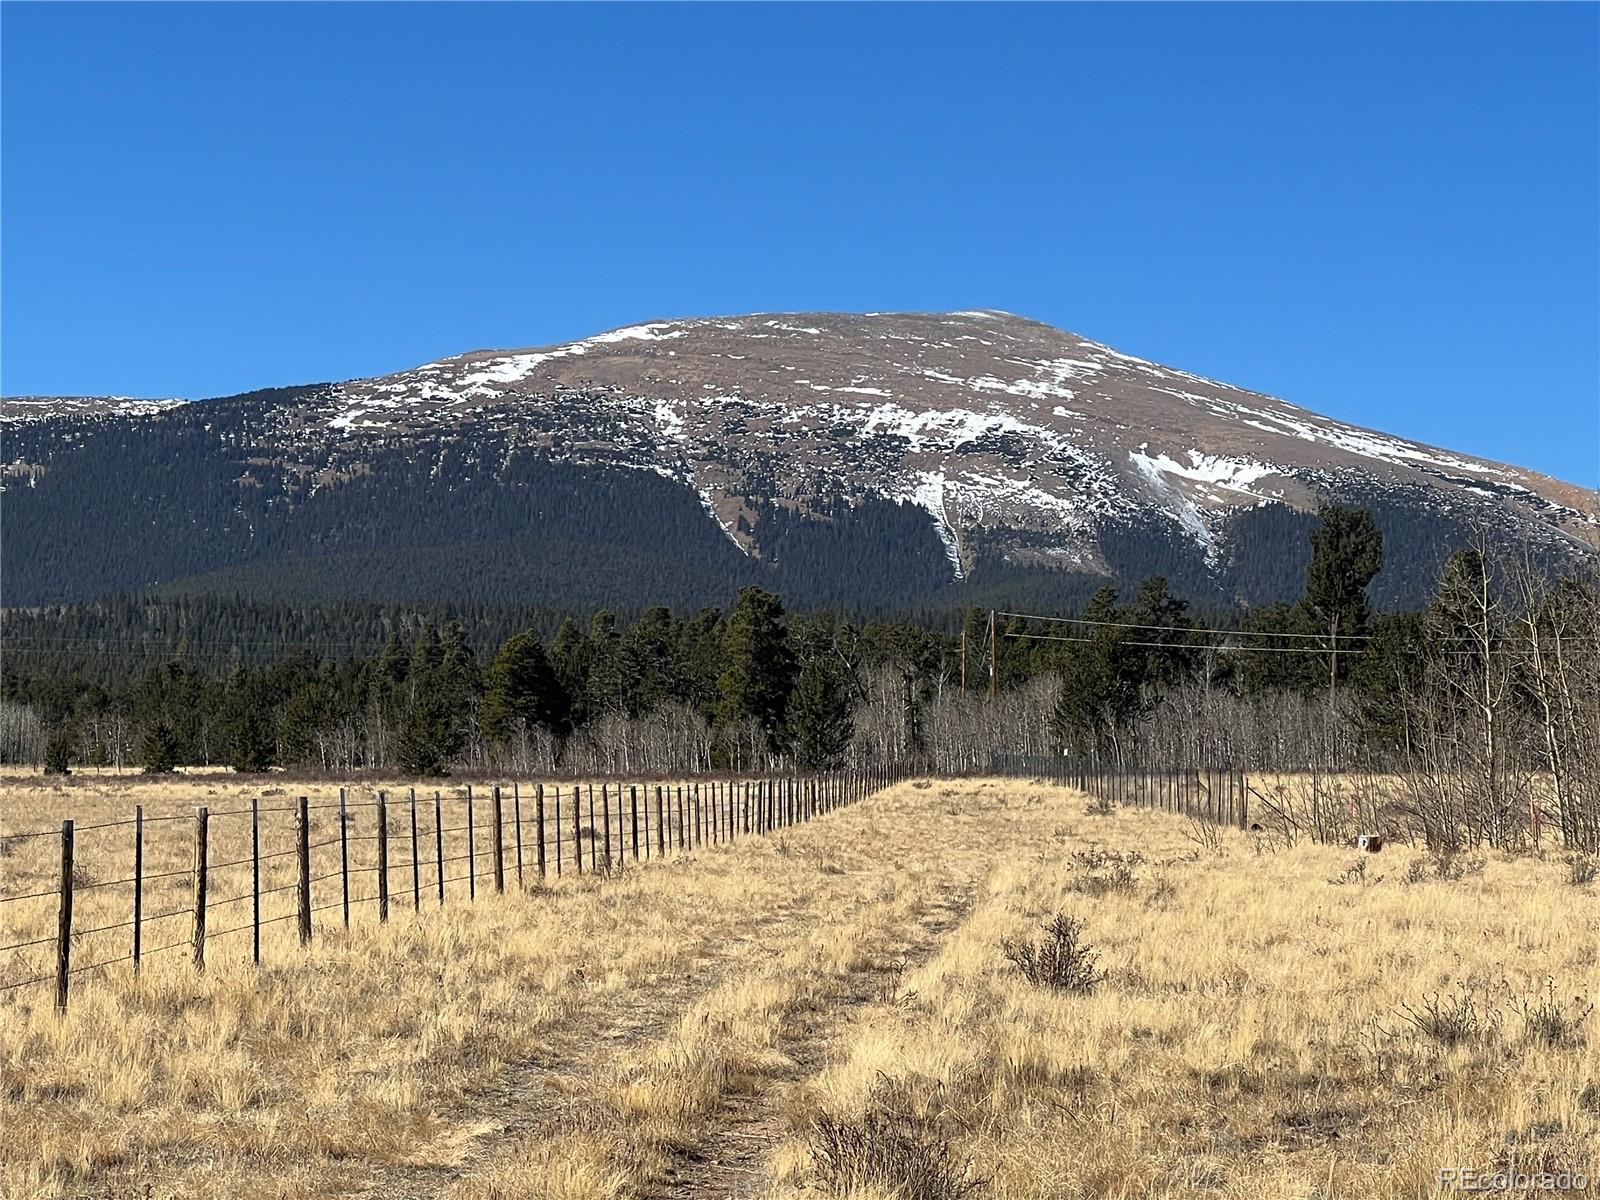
[3,2,1596,484]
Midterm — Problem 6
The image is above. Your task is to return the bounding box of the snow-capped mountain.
[4,311,1595,610]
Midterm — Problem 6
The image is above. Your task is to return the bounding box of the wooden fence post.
[600,784,612,870]
[677,787,686,850]
[536,784,548,880]
[297,797,312,945]
[656,786,666,857]
[251,797,261,966]
[55,820,73,1012]
[492,786,506,894]
[192,806,209,972]
[435,791,445,904]
[132,805,143,974]
[339,787,350,929]
[467,788,477,899]
[377,792,390,923]
[630,786,640,861]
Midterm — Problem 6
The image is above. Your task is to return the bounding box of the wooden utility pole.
[988,610,998,701]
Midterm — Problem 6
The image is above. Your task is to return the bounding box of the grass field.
[2,772,1596,1199]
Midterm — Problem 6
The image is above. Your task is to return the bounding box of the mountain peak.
[4,310,1594,611]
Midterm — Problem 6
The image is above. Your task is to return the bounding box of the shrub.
[808,1088,982,1200]
[1506,979,1594,1048]
[1182,816,1225,855]
[1395,986,1499,1047]
[1071,847,1143,871]
[1070,861,1139,896]
[1430,850,1486,882]
[1067,847,1142,897]
[1144,874,1178,907]
[1565,855,1597,888]
[1329,858,1384,886]
[1001,913,1103,993]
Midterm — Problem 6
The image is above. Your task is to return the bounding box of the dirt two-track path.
[353,779,1030,1200]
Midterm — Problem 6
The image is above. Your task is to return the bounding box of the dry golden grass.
[2,773,1596,1199]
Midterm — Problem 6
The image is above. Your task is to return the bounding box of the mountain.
[4,311,1595,614]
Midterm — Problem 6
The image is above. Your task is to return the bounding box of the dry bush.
[1506,979,1594,1048]
[1328,858,1384,887]
[1143,874,1177,908]
[1565,854,1598,888]
[1181,815,1226,856]
[808,1084,982,1200]
[1394,986,1501,1047]
[1430,849,1487,881]
[1066,847,1142,897]
[1000,913,1102,993]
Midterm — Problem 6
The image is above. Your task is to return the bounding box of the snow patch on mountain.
[901,470,964,576]
[1129,450,1216,556]
[1128,448,1277,496]
[1,396,189,424]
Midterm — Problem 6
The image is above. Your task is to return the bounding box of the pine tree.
[223,667,276,772]
[718,588,795,749]
[482,631,568,744]
[408,624,443,701]
[786,656,852,769]
[1302,506,1384,687]
[681,607,727,722]
[43,726,73,775]
[584,611,626,717]
[549,618,590,724]
[140,721,179,774]
[622,606,687,714]
[280,676,336,766]
[394,690,462,777]
[377,633,409,685]
[1052,587,1145,758]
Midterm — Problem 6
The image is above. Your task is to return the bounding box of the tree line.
[5,506,1597,852]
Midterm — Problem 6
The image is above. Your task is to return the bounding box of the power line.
[996,608,1376,641]
[1003,630,1357,656]
[993,608,1589,653]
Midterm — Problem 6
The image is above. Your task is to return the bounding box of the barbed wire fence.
[1,765,910,1010]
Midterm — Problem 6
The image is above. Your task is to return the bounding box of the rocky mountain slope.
[4,311,1595,611]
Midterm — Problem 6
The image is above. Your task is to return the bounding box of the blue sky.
[3,3,1596,485]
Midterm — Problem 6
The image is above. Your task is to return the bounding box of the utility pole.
[988,610,997,701]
